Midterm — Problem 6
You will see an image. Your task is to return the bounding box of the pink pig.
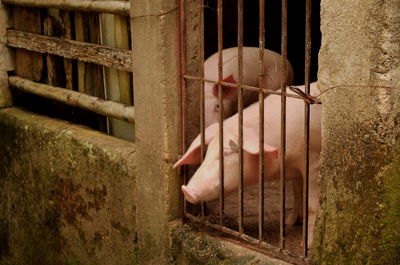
[175,82,321,246]
[204,46,294,127]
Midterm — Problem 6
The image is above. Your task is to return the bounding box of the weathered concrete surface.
[0,108,136,265]
[170,221,293,265]
[131,1,182,264]
[314,0,400,264]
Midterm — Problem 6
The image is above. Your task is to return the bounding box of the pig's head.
[204,74,239,127]
[174,123,278,204]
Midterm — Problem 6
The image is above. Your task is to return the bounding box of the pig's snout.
[182,185,200,204]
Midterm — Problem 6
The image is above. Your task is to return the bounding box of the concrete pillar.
[130,1,181,264]
[313,0,400,264]
[0,0,14,107]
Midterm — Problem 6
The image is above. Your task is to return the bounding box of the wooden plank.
[13,6,43,81]
[43,15,64,87]
[87,13,105,98]
[87,13,107,131]
[115,15,132,105]
[101,13,134,141]
[2,0,130,16]
[74,11,87,93]
[9,76,135,123]
[7,29,133,72]
[60,10,73,90]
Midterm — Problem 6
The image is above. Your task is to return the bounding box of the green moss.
[313,142,400,265]
[65,256,82,265]
[377,149,400,265]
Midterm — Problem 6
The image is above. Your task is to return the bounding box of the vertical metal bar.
[280,0,288,250]
[199,0,207,218]
[178,0,188,219]
[303,0,312,257]
[217,0,224,227]
[237,0,244,235]
[258,0,265,243]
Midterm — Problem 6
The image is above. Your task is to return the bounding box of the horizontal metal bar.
[2,0,130,16]
[9,76,135,123]
[7,30,132,72]
[183,74,321,103]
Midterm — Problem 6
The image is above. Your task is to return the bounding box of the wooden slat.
[43,15,64,87]
[9,76,135,123]
[7,29,132,72]
[60,10,73,90]
[13,6,43,81]
[2,0,130,16]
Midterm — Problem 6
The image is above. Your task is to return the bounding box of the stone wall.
[0,108,137,265]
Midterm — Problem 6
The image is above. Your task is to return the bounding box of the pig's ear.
[242,137,278,159]
[173,145,202,168]
[242,127,278,159]
[173,123,218,168]
[212,74,238,99]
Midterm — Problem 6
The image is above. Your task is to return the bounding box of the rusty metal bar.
[280,0,288,250]
[237,0,244,235]
[217,0,224,227]
[303,0,312,257]
[2,0,130,16]
[9,76,135,123]
[199,0,207,218]
[178,0,188,219]
[183,75,322,103]
[258,0,266,243]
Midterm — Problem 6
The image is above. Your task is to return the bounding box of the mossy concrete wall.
[0,108,136,265]
[314,0,400,264]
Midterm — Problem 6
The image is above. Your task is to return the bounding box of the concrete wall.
[314,0,400,264]
[0,108,137,265]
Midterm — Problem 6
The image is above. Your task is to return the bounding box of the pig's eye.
[214,104,220,112]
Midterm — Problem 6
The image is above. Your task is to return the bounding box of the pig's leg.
[285,177,303,225]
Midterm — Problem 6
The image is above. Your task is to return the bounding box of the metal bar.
[7,29,132,72]
[258,0,266,243]
[2,0,130,16]
[183,75,322,102]
[199,0,207,218]
[9,76,135,123]
[237,0,244,235]
[280,0,288,250]
[217,0,224,227]
[178,0,188,220]
[303,0,312,257]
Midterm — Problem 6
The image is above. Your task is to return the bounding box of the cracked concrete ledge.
[170,221,297,265]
